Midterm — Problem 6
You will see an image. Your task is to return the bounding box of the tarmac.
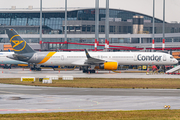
[0,68,180,78]
[0,84,180,114]
[0,68,180,114]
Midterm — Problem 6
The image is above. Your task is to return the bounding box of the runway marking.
[0,89,42,91]
[0,91,15,94]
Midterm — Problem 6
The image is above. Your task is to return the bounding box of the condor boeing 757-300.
[6,29,178,73]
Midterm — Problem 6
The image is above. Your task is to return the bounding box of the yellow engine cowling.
[99,62,118,70]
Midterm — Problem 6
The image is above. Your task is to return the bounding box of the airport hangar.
[0,7,180,52]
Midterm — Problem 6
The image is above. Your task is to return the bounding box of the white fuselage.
[36,51,178,66]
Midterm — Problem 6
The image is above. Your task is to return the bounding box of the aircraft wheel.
[4,66,8,69]
[37,68,41,71]
[83,70,88,73]
[30,68,35,71]
[91,70,95,73]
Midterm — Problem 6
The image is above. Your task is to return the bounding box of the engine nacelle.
[99,62,118,70]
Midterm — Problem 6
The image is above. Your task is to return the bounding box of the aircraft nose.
[175,59,178,64]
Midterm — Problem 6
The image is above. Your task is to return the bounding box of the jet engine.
[99,62,118,70]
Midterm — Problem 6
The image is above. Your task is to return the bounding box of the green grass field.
[0,78,180,89]
[0,110,180,120]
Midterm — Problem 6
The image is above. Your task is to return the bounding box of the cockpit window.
[170,56,173,59]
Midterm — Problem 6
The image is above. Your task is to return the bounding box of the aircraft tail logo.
[6,29,35,54]
[12,40,24,48]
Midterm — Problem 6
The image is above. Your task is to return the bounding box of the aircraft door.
[134,54,137,61]
[163,55,167,61]
[61,55,64,60]
[34,53,38,60]
[163,54,166,61]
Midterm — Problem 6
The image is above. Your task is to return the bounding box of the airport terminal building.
[0,7,180,51]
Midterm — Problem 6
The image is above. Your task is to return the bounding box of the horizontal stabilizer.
[7,53,29,61]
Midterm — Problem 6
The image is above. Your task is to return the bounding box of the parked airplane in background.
[0,52,27,69]
[6,29,178,73]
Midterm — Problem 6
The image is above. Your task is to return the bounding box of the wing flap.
[71,59,88,66]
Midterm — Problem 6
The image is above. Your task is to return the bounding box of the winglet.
[84,49,91,59]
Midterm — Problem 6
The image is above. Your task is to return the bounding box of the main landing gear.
[30,67,41,71]
[83,69,95,73]
[82,66,95,73]
[3,64,11,69]
[30,64,41,71]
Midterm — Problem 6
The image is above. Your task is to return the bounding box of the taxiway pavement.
[0,84,180,114]
[0,68,180,78]
[0,68,180,114]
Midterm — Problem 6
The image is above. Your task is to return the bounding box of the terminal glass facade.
[0,8,164,34]
[0,8,180,50]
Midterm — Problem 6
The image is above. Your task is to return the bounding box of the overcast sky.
[1,0,180,23]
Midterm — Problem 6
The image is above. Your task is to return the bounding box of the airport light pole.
[162,0,165,51]
[95,0,99,51]
[40,0,42,49]
[152,0,155,51]
[105,0,109,49]
[65,0,67,43]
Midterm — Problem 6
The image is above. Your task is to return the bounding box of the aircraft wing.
[71,59,89,66]
[84,49,105,64]
[71,50,105,66]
